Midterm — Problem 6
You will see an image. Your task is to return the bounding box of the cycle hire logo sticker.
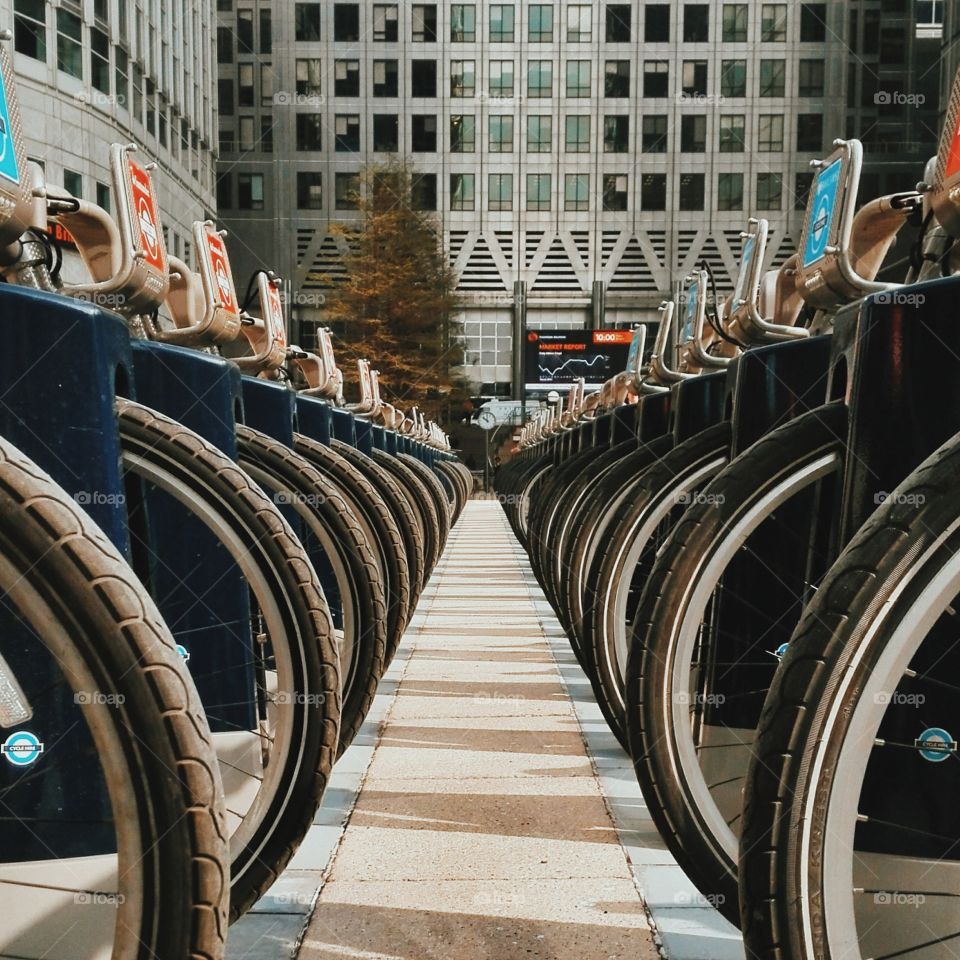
[2,730,43,767]
[265,281,286,347]
[203,227,239,316]
[946,114,960,180]
[733,234,755,306]
[803,158,842,269]
[127,157,166,274]
[916,727,957,763]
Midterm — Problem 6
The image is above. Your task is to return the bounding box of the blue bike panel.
[802,157,842,268]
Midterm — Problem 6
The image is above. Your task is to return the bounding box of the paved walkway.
[229,500,741,960]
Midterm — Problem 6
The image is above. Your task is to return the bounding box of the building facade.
[1,0,217,263]
[215,1,852,396]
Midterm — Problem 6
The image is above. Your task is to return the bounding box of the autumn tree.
[323,162,467,424]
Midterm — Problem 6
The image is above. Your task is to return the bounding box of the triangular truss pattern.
[459,234,507,291]
[299,232,352,290]
[530,235,585,292]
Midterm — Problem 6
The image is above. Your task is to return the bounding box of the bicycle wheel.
[585,424,732,749]
[630,404,845,923]
[0,436,228,959]
[117,400,340,921]
[237,426,387,756]
[398,453,451,551]
[329,438,426,607]
[740,430,960,960]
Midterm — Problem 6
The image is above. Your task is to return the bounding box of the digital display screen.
[803,157,842,268]
[524,329,633,390]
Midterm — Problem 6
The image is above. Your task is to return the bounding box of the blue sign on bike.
[733,235,755,306]
[916,727,956,763]
[0,69,20,185]
[626,327,644,373]
[682,280,698,342]
[803,158,841,268]
[2,730,43,767]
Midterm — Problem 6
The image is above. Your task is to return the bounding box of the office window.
[297,171,323,209]
[335,114,361,151]
[373,114,399,151]
[64,169,82,198]
[761,4,787,41]
[641,173,666,210]
[757,113,784,151]
[527,115,553,152]
[720,59,746,97]
[115,48,128,104]
[642,114,668,152]
[239,116,255,151]
[56,9,83,77]
[238,173,264,210]
[800,3,827,41]
[412,173,437,211]
[237,8,254,52]
[565,174,589,211]
[412,5,438,41]
[450,60,475,96]
[566,60,591,97]
[604,115,629,152]
[490,60,515,96]
[490,4,515,40]
[296,114,323,150]
[216,173,232,209]
[759,59,786,97]
[757,172,782,210]
[717,172,743,211]
[451,4,476,41]
[718,114,745,151]
[411,114,437,151]
[217,26,233,63]
[335,173,359,209]
[451,115,476,151]
[295,3,321,41]
[603,174,628,211]
[334,59,360,97]
[260,8,273,51]
[90,27,110,94]
[94,180,109,212]
[373,4,399,41]
[722,3,747,41]
[489,173,514,211]
[489,115,514,152]
[645,4,669,41]
[682,60,708,96]
[260,116,274,152]
[527,173,551,211]
[372,59,398,96]
[683,4,709,41]
[680,115,706,152]
[14,0,46,61]
[333,4,360,42]
[644,61,669,97]
[296,58,322,97]
[412,59,437,96]
[529,4,554,41]
[797,114,822,151]
[798,59,824,97]
[567,5,591,41]
[794,171,814,210]
[565,115,590,152]
[451,173,475,210]
[527,61,553,97]
[218,79,234,115]
[679,173,705,210]
[238,63,254,106]
[606,5,631,41]
[605,61,630,97]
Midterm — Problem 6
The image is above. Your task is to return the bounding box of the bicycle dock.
[228,500,741,960]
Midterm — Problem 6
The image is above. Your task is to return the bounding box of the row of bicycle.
[0,45,470,959]
[497,70,960,960]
